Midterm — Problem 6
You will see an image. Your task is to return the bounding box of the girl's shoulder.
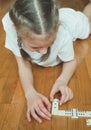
[2,12,17,38]
[58,8,77,16]
[2,12,21,57]
[2,12,16,33]
[58,8,78,22]
[2,12,13,31]
[58,8,76,14]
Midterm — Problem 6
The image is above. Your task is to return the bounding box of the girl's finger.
[69,89,74,100]
[35,105,51,120]
[59,88,67,105]
[38,101,51,118]
[64,88,73,103]
[40,94,51,112]
[27,110,31,122]
[60,94,66,105]
[50,87,59,101]
[64,88,70,103]
[31,108,42,123]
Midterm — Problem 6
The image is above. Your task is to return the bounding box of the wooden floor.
[0,0,91,130]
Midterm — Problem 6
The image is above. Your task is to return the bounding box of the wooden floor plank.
[1,104,24,130]
[0,58,19,103]
[0,0,91,130]
[75,61,91,105]
[18,104,52,130]
[0,104,10,130]
[52,105,68,130]
[11,81,25,104]
[85,36,91,78]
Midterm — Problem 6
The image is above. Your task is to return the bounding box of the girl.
[2,0,91,123]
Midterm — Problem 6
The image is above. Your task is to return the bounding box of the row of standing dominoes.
[52,99,91,125]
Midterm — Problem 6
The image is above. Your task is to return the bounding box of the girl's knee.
[83,3,91,29]
[83,3,91,16]
[89,23,91,34]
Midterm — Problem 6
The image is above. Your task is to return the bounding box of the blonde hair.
[9,0,59,61]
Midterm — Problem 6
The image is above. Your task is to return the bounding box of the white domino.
[86,119,91,126]
[58,110,72,117]
[78,111,91,117]
[52,99,59,115]
[71,108,78,118]
[52,99,91,119]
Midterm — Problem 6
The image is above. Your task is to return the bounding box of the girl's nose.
[39,48,48,54]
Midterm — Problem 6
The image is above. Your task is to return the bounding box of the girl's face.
[22,33,57,54]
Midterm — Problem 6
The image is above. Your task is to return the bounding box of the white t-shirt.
[2,8,90,67]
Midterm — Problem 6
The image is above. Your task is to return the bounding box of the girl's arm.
[15,56,34,98]
[50,58,77,105]
[15,56,51,123]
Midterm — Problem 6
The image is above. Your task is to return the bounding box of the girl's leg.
[83,2,91,34]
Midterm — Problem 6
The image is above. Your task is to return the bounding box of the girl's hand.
[26,90,51,123]
[50,80,73,105]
